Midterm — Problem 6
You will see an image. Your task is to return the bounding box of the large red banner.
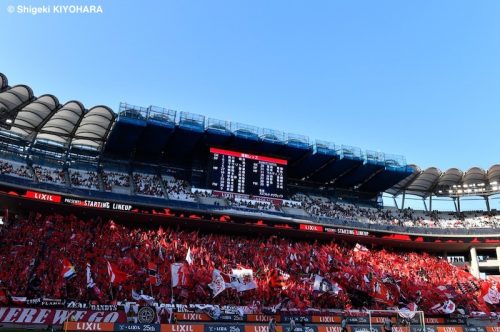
[25,190,61,203]
[64,322,115,331]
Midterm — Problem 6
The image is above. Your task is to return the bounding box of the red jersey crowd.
[0,211,498,315]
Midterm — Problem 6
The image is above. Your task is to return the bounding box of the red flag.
[107,261,128,285]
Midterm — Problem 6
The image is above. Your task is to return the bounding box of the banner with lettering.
[317,327,342,332]
[161,324,206,332]
[282,326,318,332]
[175,313,211,321]
[247,314,281,322]
[350,326,382,332]
[281,315,312,323]
[0,307,126,325]
[204,324,245,332]
[64,322,115,331]
[115,323,162,331]
[436,327,464,332]
[244,325,283,332]
[463,328,487,332]
[486,327,500,332]
[230,269,258,292]
[311,316,341,324]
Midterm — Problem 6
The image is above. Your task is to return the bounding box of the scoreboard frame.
[208,147,288,199]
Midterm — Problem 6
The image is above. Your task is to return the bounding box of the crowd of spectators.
[163,176,196,201]
[102,171,130,191]
[33,165,66,184]
[290,193,500,229]
[134,173,164,197]
[0,160,32,179]
[69,169,100,190]
[227,198,282,212]
[0,212,496,314]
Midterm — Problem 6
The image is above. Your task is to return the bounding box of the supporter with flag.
[61,258,76,280]
[208,269,226,297]
[148,262,161,286]
[171,263,189,287]
[186,247,193,265]
[107,261,129,285]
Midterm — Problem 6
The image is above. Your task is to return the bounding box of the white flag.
[186,247,193,265]
[230,268,257,292]
[86,263,95,289]
[171,263,187,287]
[483,286,500,305]
[313,275,340,294]
[208,269,226,297]
[131,289,155,304]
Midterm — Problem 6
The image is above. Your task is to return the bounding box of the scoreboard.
[209,147,287,198]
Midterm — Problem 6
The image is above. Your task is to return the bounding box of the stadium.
[0,71,498,332]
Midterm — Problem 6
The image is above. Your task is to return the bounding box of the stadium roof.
[0,71,498,198]
[388,165,500,198]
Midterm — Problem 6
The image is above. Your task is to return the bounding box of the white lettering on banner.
[172,325,195,332]
[325,327,341,332]
[35,193,54,201]
[426,318,440,324]
[443,328,458,332]
[53,310,73,325]
[336,228,369,236]
[182,313,204,320]
[85,200,110,209]
[254,327,269,332]
[253,315,273,322]
[53,310,86,324]
[76,322,104,331]
[33,309,50,324]
[0,307,123,325]
[104,312,119,322]
[319,316,337,323]
[16,308,37,323]
[89,311,104,322]
[4,308,21,322]
[392,327,407,332]
[112,203,132,211]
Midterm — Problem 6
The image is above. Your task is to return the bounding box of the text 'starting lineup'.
[209,148,287,199]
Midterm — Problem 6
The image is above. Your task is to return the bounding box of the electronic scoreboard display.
[209,147,287,198]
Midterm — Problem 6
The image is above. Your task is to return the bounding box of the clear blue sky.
[1,0,499,173]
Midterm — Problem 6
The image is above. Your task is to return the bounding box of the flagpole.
[109,283,114,301]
